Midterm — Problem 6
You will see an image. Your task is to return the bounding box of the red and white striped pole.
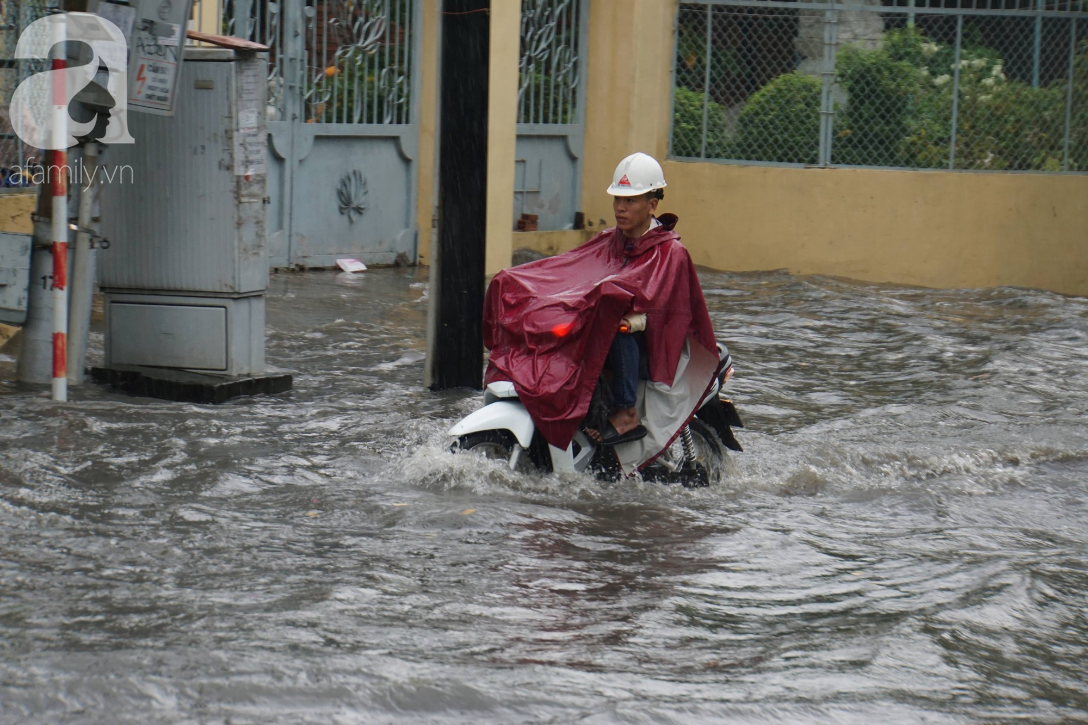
[50,13,68,402]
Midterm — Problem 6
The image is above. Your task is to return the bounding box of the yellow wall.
[0,192,36,235]
[414,0,521,276]
[665,162,1088,296]
[513,229,593,257]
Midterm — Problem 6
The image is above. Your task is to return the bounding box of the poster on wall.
[233,56,267,176]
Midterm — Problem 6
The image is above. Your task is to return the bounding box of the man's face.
[612,193,658,237]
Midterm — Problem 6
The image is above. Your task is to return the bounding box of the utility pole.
[426,0,489,391]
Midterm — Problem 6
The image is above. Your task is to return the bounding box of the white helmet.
[606,152,667,197]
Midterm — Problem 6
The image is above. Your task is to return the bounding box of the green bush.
[878,27,954,167]
[899,85,954,169]
[955,83,1065,171]
[671,85,731,158]
[881,26,931,68]
[1069,39,1088,172]
[670,25,1086,171]
[834,28,1071,171]
[834,42,926,167]
[733,73,821,164]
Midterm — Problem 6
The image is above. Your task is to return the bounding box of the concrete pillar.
[196,0,221,35]
[582,0,678,233]
[415,0,440,266]
[627,0,678,159]
[484,1,521,276]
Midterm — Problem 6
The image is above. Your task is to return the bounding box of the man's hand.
[619,312,647,333]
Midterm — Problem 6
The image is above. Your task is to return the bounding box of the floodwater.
[2,268,1087,724]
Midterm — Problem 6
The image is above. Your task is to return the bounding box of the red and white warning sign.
[131,49,178,109]
[125,0,191,116]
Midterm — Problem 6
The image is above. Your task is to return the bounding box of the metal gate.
[211,0,421,267]
[514,0,588,232]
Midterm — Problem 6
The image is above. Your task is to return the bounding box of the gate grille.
[518,0,583,125]
[304,0,414,124]
[196,0,414,125]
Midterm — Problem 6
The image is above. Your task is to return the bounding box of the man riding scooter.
[482,152,722,476]
[587,153,673,446]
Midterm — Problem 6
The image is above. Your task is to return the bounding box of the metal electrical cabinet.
[98,48,269,376]
[0,232,33,325]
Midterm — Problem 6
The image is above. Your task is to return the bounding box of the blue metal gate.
[514,0,588,232]
[218,0,421,267]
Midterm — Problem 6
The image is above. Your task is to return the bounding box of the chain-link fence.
[0,0,61,186]
[671,0,1088,172]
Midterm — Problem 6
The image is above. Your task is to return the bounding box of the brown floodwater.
[1,268,1086,723]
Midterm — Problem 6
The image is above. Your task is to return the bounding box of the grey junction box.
[0,232,33,326]
[99,47,270,377]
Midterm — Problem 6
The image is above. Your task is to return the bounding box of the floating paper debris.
[336,258,368,273]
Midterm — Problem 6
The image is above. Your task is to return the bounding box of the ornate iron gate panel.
[217,0,420,267]
[514,0,588,232]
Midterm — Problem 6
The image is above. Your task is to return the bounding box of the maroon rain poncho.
[483,214,717,450]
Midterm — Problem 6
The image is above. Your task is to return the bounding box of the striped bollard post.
[50,13,68,402]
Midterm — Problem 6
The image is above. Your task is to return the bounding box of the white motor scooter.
[449,343,743,486]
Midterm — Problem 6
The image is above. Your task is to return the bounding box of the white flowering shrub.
[834,26,1077,170]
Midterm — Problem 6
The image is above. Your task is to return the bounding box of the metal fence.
[671,0,1088,172]
[0,0,61,184]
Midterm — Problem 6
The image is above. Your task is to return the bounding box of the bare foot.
[608,406,641,436]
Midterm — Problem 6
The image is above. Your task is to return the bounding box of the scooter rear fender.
[448,400,536,449]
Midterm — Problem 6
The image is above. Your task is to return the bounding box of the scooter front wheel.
[455,430,513,457]
[454,431,538,473]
